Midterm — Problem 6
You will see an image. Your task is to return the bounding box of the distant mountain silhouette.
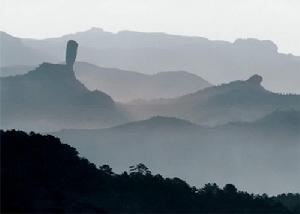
[0,41,127,131]
[1,62,212,101]
[2,130,293,213]
[0,62,211,102]
[54,110,300,195]
[126,75,300,126]
[0,31,59,67]
[2,28,299,93]
[74,62,212,102]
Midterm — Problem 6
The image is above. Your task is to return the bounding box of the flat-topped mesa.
[66,40,78,68]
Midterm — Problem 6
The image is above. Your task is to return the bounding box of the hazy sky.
[1,0,299,55]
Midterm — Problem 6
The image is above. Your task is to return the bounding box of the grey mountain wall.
[1,28,298,93]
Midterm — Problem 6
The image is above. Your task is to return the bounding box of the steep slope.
[0,42,127,131]
[126,75,300,126]
[15,28,300,93]
[74,62,211,102]
[54,110,300,195]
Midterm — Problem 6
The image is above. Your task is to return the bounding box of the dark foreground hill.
[54,110,300,195]
[1,130,297,213]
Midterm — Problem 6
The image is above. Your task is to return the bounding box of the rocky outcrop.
[66,40,78,68]
[246,74,263,85]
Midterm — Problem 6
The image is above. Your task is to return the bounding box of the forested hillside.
[1,130,297,213]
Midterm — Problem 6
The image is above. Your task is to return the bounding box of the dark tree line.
[1,130,298,213]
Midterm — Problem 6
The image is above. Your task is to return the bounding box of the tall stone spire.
[65,40,78,68]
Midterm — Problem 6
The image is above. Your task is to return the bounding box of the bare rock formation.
[66,40,78,68]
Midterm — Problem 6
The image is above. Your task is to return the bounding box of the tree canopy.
[1,130,297,213]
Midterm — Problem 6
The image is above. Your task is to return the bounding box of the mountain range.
[125,74,300,126]
[53,110,300,195]
[74,62,211,102]
[0,62,127,131]
[1,28,300,93]
[1,32,300,198]
[2,63,299,130]
[1,62,212,102]
[1,58,299,130]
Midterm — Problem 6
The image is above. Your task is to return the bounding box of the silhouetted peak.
[31,40,78,73]
[246,74,263,85]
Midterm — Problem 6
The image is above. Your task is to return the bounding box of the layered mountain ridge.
[54,109,300,195]
[1,28,299,93]
[126,74,300,126]
[0,42,127,131]
[74,62,212,102]
[1,62,212,102]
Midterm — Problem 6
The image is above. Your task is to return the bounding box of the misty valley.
[1,29,300,213]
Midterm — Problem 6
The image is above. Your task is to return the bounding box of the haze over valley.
[1,2,300,210]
